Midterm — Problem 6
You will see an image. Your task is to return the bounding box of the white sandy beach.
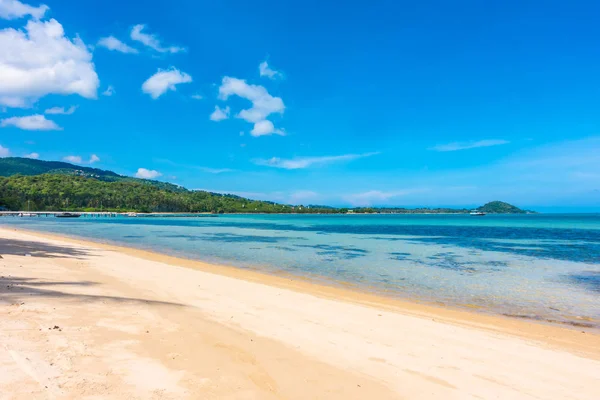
[1,227,599,399]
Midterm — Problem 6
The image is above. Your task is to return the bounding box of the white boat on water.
[469,210,486,216]
[18,212,37,217]
[126,212,138,217]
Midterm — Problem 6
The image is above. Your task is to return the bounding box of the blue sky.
[1,0,599,211]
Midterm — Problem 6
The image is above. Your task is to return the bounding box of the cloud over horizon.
[197,167,234,174]
[343,189,430,207]
[63,154,100,164]
[430,139,509,152]
[254,152,380,169]
[0,144,10,157]
[135,167,162,179]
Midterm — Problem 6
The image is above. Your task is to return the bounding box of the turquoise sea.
[2,214,599,328]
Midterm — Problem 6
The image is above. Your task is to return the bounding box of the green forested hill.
[0,174,329,213]
[0,157,120,178]
[0,158,314,212]
[0,157,185,193]
[0,157,531,213]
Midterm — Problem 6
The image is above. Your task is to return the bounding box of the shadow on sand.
[0,237,92,259]
[0,237,183,307]
[0,276,184,307]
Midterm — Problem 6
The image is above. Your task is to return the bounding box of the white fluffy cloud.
[130,24,184,53]
[44,105,77,115]
[24,151,38,159]
[430,139,509,152]
[259,61,281,79]
[97,36,138,54]
[218,76,284,136]
[135,168,162,179]
[0,144,10,157]
[142,68,192,99]
[0,0,48,20]
[0,18,99,108]
[62,154,99,164]
[63,155,82,163]
[254,152,380,169]
[191,94,203,100]
[1,114,61,130]
[251,120,284,137]
[102,85,115,96]
[209,105,230,121]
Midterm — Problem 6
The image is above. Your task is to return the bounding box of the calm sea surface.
[3,214,599,327]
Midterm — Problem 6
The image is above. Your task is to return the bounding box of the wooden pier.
[0,212,218,218]
[0,211,119,218]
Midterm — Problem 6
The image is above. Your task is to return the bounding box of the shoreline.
[1,211,540,215]
[2,226,600,398]
[3,225,600,359]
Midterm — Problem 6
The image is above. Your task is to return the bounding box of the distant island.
[351,200,534,215]
[0,157,533,214]
[476,201,532,214]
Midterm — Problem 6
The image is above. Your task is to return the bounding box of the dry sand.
[0,227,599,399]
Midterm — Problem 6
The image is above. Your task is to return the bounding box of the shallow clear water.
[2,214,599,327]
